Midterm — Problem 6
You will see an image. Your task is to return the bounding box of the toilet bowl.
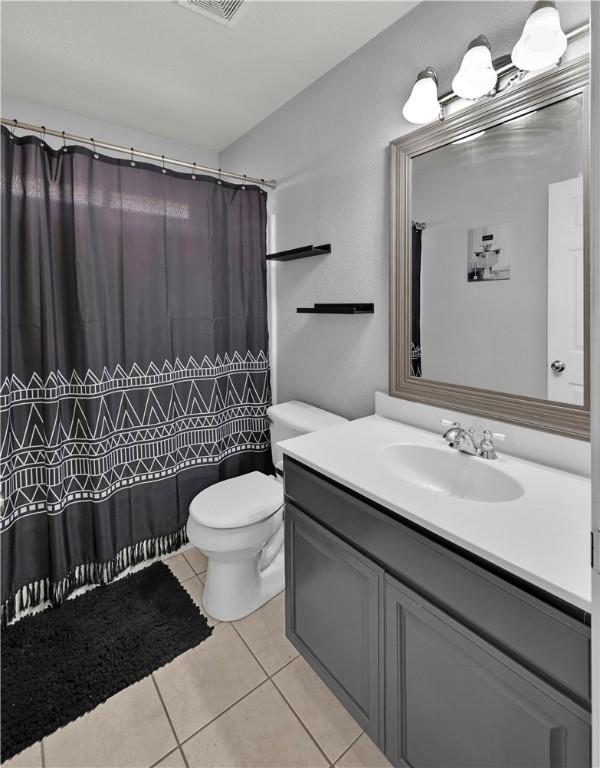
[187,471,284,621]
[187,401,348,621]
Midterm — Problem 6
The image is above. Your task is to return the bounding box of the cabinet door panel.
[385,576,590,768]
[285,503,383,745]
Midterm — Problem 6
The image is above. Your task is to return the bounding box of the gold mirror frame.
[389,56,590,441]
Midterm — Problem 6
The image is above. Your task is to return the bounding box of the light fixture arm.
[416,66,438,85]
[467,34,491,52]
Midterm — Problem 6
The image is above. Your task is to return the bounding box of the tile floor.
[3,548,391,768]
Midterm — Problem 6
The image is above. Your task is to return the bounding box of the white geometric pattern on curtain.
[1,353,270,532]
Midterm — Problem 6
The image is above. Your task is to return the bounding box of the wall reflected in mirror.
[410,94,585,405]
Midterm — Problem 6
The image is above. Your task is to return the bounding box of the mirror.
[390,58,590,439]
[412,95,584,402]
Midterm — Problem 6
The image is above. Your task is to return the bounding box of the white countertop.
[279,415,591,613]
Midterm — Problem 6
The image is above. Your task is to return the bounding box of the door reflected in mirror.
[410,94,585,405]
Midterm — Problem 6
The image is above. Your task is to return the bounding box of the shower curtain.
[0,127,272,623]
[411,224,422,377]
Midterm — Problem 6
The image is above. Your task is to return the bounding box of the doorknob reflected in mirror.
[550,360,566,373]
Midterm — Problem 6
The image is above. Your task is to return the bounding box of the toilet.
[187,401,348,621]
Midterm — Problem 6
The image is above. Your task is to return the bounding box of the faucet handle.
[440,419,459,427]
[479,429,500,459]
[481,429,506,441]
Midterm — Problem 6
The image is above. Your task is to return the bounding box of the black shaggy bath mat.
[1,561,212,762]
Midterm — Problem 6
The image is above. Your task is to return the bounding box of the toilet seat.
[189,471,283,529]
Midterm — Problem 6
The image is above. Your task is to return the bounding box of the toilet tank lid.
[267,401,348,433]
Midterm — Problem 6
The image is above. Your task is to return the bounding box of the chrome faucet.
[446,424,479,455]
[441,421,463,444]
[441,421,504,459]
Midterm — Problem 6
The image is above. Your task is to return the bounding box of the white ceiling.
[1,0,419,152]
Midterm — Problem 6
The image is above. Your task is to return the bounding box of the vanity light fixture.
[452,35,498,100]
[511,0,567,72]
[402,2,586,126]
[402,67,441,125]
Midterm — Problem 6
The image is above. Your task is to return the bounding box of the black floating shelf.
[266,243,331,262]
[297,303,374,315]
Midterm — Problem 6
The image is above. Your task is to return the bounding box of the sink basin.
[377,443,524,503]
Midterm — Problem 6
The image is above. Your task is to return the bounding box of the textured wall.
[1,95,218,168]
[220,1,590,419]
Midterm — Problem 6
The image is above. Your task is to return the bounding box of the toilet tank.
[267,401,348,471]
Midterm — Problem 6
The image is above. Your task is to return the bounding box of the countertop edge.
[281,447,592,616]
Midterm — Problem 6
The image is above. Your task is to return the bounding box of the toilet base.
[202,548,285,621]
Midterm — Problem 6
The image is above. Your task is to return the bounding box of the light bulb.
[511,1,567,72]
[402,67,440,125]
[452,35,497,100]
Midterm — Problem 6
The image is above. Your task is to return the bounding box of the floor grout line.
[230,602,334,762]
[269,677,333,767]
[230,594,361,766]
[147,746,181,768]
[40,738,45,768]
[230,622,271,678]
[181,550,207,578]
[229,597,298,681]
[177,746,188,767]
[179,678,270,749]
[229,619,300,684]
[333,730,364,766]
[150,674,190,768]
[266,651,299,679]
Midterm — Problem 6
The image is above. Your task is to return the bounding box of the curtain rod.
[439,21,590,106]
[0,118,277,190]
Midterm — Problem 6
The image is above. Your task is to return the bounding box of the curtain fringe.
[1,524,189,628]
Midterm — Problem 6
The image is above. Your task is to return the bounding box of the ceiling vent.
[176,0,245,26]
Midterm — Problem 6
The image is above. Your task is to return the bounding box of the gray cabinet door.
[285,503,384,746]
[385,575,591,768]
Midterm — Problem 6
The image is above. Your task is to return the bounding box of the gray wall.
[413,98,583,399]
[2,96,218,168]
[220,1,590,419]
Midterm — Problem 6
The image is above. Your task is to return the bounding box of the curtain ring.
[217,168,222,185]
[40,125,46,147]
[130,147,136,167]
[62,130,68,153]
[242,174,246,190]
[161,155,167,174]
[8,119,17,139]
[191,162,196,181]
[91,138,99,159]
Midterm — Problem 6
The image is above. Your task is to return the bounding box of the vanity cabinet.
[285,502,384,744]
[284,457,591,768]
